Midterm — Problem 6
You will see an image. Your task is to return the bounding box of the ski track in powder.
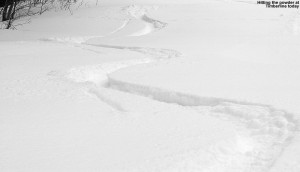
[43,4,299,172]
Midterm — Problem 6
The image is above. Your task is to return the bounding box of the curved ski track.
[45,5,299,172]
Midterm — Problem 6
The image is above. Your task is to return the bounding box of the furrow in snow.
[84,43,182,59]
[45,5,299,171]
[60,40,298,171]
[84,42,297,172]
[105,73,298,172]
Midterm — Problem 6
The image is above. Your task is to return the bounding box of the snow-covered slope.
[0,1,299,172]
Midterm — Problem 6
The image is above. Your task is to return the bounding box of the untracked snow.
[1,0,300,172]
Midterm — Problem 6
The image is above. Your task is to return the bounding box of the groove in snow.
[46,5,299,171]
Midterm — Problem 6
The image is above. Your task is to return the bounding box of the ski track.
[44,4,299,172]
[123,4,167,36]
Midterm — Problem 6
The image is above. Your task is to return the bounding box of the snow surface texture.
[1,1,300,172]
[43,4,298,172]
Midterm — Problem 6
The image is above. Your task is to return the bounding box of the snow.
[1,0,300,172]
